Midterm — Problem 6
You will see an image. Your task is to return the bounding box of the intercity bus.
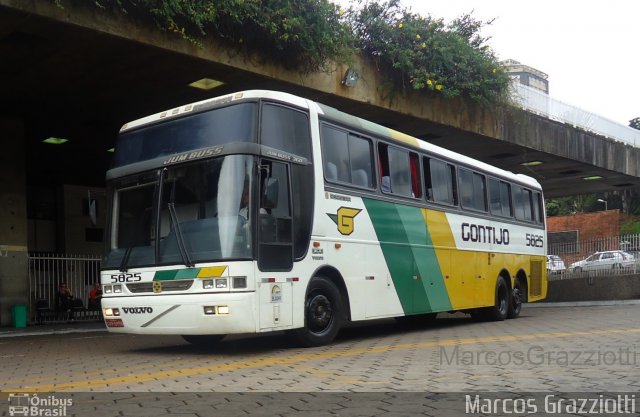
[101,90,547,346]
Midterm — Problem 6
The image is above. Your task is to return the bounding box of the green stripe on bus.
[364,199,452,314]
[395,205,451,312]
[154,268,201,281]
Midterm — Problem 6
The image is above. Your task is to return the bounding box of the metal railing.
[28,253,101,319]
[548,234,640,281]
[512,84,640,147]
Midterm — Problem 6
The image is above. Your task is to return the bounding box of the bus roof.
[120,89,541,190]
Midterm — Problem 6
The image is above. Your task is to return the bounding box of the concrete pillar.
[0,118,28,326]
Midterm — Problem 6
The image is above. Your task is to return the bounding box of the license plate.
[105,318,124,328]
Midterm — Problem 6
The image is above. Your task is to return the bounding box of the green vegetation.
[351,0,510,103]
[54,0,510,104]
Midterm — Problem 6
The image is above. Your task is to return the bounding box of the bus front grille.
[529,260,543,297]
[126,280,195,293]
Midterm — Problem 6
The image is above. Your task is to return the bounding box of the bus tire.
[291,276,343,347]
[486,276,509,321]
[181,334,225,346]
[507,279,524,319]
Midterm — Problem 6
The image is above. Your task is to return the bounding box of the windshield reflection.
[104,155,254,269]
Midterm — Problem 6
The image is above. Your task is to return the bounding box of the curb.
[527,299,640,308]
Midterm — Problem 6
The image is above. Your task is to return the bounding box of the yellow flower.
[435,84,444,91]
[492,68,496,73]
[416,34,421,39]
[399,23,403,28]
[427,79,433,86]
[421,42,427,49]
[339,8,345,15]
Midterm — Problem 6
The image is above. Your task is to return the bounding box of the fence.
[28,253,101,322]
[548,234,640,281]
[512,84,640,147]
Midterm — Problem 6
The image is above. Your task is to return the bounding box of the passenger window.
[533,191,543,224]
[424,157,457,205]
[488,179,513,217]
[514,187,533,221]
[459,168,487,212]
[378,143,419,198]
[261,104,311,159]
[320,125,374,188]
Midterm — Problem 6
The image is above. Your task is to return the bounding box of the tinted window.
[321,126,349,182]
[459,168,486,211]
[348,134,374,188]
[114,103,257,167]
[425,157,457,205]
[379,144,417,197]
[488,179,512,217]
[515,187,533,221]
[321,125,374,188]
[533,191,543,224]
[261,104,311,159]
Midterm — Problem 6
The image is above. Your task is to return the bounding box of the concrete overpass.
[1,1,639,324]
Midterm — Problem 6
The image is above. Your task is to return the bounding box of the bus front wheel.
[291,276,343,347]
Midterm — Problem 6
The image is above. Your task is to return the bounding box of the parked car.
[546,255,566,275]
[569,250,635,272]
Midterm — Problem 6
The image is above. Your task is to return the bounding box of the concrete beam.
[3,0,639,184]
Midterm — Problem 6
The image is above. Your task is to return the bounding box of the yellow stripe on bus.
[197,266,228,278]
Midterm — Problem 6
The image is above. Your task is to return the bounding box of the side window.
[261,104,311,159]
[378,143,419,198]
[488,178,513,217]
[424,157,457,205]
[514,187,533,221]
[320,125,374,188]
[348,134,374,188]
[459,168,487,212]
[533,191,543,224]
[321,125,349,182]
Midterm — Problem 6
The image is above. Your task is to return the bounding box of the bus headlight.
[113,285,122,293]
[202,279,214,290]
[103,285,113,294]
[104,308,120,316]
[215,278,228,289]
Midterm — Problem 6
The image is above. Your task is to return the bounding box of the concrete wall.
[545,274,640,302]
[0,118,28,326]
[62,185,106,255]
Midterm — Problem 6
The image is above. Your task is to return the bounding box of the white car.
[569,250,635,272]
[546,255,566,275]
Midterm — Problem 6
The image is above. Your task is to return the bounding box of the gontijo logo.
[328,207,362,235]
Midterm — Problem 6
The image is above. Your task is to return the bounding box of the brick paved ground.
[1,305,639,416]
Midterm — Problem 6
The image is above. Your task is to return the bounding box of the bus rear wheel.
[291,276,343,347]
[182,334,225,346]
[507,279,524,319]
[473,276,509,321]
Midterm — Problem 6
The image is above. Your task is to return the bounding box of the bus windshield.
[104,155,255,269]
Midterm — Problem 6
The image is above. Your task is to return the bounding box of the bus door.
[257,159,294,329]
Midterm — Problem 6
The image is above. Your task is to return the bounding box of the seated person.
[56,282,79,321]
[88,282,102,311]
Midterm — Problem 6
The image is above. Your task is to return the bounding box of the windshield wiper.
[167,202,195,268]
[119,246,133,272]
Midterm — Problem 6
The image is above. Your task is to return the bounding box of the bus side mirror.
[262,178,279,209]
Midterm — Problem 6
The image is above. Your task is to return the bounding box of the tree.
[630,117,640,130]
